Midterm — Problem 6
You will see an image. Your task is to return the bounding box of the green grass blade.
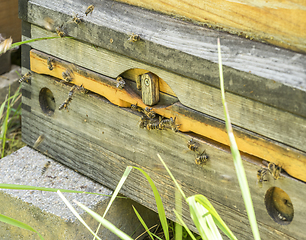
[0,213,44,240]
[187,196,222,240]
[132,206,154,240]
[173,209,197,240]
[0,183,113,196]
[194,195,237,240]
[94,166,132,239]
[1,88,10,158]
[157,154,186,200]
[57,191,102,240]
[175,188,182,240]
[132,166,169,240]
[75,200,134,240]
[217,38,261,240]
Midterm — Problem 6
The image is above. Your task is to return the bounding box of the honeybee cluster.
[130,104,179,132]
[257,162,282,186]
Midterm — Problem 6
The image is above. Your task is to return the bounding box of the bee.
[131,103,143,113]
[33,135,45,148]
[47,57,54,70]
[195,151,209,165]
[19,71,32,83]
[72,13,82,24]
[257,168,268,186]
[78,84,89,94]
[41,161,51,175]
[68,85,77,98]
[116,76,125,89]
[62,68,73,82]
[159,117,178,132]
[59,97,72,110]
[268,162,281,180]
[55,24,65,37]
[85,5,94,16]
[139,116,149,129]
[128,33,141,42]
[187,139,198,152]
[146,121,160,130]
[143,107,155,119]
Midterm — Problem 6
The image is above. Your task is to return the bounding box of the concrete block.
[0,146,159,239]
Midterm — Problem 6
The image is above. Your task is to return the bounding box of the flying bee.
[33,135,45,148]
[62,68,73,82]
[143,107,155,119]
[128,33,141,42]
[55,24,65,37]
[41,161,51,175]
[139,116,149,129]
[268,162,281,180]
[68,85,77,98]
[187,139,198,152]
[85,5,94,16]
[257,168,268,187]
[116,76,125,89]
[19,71,32,83]
[146,121,160,130]
[195,151,209,165]
[72,13,82,24]
[47,57,54,70]
[131,103,143,113]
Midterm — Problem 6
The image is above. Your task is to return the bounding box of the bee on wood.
[19,71,32,83]
[195,151,209,165]
[56,24,65,37]
[47,57,54,70]
[187,139,198,152]
[139,116,149,129]
[143,107,155,119]
[41,161,51,175]
[59,85,77,110]
[128,33,141,42]
[159,117,178,132]
[257,168,268,186]
[268,162,281,180]
[85,5,94,16]
[62,68,73,82]
[78,84,89,94]
[116,76,125,89]
[146,121,160,130]
[131,103,143,113]
[33,135,45,148]
[72,13,82,24]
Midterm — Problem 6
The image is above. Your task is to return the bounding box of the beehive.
[19,0,306,238]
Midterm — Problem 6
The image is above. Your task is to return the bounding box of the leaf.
[0,213,44,240]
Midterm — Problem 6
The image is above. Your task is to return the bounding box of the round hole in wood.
[39,88,56,116]
[265,187,294,225]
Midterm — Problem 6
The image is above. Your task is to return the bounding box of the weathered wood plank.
[21,71,306,239]
[28,49,306,182]
[20,0,306,118]
[25,30,306,155]
[115,0,306,54]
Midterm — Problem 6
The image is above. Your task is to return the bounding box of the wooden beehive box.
[19,0,306,238]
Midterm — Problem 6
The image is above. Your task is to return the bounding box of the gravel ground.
[0,146,113,221]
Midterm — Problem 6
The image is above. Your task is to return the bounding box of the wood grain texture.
[115,0,306,53]
[21,71,306,239]
[25,31,306,155]
[29,49,306,182]
[20,0,306,118]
